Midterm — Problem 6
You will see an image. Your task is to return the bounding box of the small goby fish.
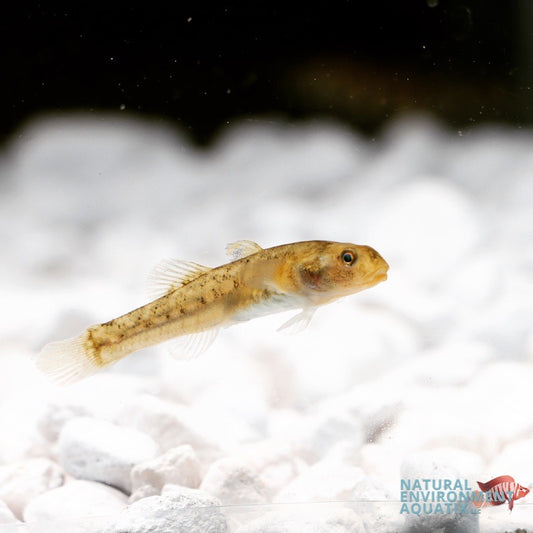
[36,240,389,384]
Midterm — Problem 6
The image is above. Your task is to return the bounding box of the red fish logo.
[473,475,529,511]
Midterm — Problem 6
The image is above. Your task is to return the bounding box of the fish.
[473,475,529,511]
[36,240,389,384]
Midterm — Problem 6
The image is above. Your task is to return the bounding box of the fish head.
[296,241,389,302]
[516,484,530,500]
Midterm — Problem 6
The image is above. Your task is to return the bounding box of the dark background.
[2,1,532,145]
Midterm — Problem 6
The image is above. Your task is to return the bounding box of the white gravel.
[1,113,532,531]
[23,480,127,532]
[130,444,202,498]
[0,458,64,519]
[58,417,159,493]
[103,485,228,533]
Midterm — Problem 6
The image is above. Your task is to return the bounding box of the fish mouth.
[364,267,388,285]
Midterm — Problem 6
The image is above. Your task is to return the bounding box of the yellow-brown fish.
[36,240,388,383]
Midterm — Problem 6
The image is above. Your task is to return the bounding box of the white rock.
[429,447,485,481]
[128,484,159,503]
[400,451,480,533]
[392,340,495,388]
[374,177,480,287]
[360,443,402,493]
[6,113,533,533]
[377,364,526,460]
[527,327,533,362]
[274,460,365,503]
[401,510,479,533]
[188,358,270,439]
[266,408,307,445]
[58,417,159,493]
[130,444,201,496]
[0,348,55,464]
[200,456,269,505]
[23,480,127,532]
[321,439,362,466]
[36,374,157,445]
[351,475,393,502]
[185,400,261,453]
[218,441,304,500]
[488,437,533,486]
[467,363,533,456]
[351,477,404,533]
[479,503,533,533]
[236,506,366,533]
[0,424,51,465]
[367,445,484,495]
[116,395,216,460]
[37,400,91,443]
[0,457,64,519]
[289,304,418,404]
[295,407,365,463]
[401,450,466,482]
[103,486,228,533]
[382,377,533,459]
[313,378,403,447]
[0,500,19,525]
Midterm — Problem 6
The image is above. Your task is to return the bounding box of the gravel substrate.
[1,114,532,532]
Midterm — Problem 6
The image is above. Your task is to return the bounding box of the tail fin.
[35,331,103,385]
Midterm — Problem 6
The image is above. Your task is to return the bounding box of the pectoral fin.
[231,291,299,323]
[277,307,317,334]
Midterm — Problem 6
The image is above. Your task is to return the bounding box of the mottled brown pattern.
[38,240,388,382]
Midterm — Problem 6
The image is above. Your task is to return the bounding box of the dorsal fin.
[225,240,263,261]
[146,259,211,300]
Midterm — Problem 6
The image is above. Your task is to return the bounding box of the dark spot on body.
[200,296,206,305]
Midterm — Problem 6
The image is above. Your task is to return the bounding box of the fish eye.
[341,250,357,266]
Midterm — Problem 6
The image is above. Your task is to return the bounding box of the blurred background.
[2,1,533,144]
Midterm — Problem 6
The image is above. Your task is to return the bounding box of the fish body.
[475,476,529,511]
[36,240,389,383]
